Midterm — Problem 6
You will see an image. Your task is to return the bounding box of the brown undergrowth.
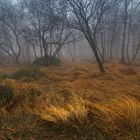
[0,63,140,140]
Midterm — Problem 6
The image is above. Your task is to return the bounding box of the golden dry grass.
[0,62,140,139]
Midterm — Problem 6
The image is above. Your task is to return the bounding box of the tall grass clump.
[0,84,14,108]
[33,96,88,124]
[31,95,96,139]
[31,94,140,140]
[92,96,140,140]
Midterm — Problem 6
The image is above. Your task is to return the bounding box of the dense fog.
[0,0,140,71]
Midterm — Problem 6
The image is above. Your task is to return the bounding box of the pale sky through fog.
[12,0,17,3]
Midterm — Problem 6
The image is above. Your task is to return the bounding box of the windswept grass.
[28,93,140,140]
[33,96,88,124]
[0,63,140,139]
[92,96,140,139]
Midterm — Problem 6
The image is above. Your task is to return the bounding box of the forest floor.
[0,62,140,140]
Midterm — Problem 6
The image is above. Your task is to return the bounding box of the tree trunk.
[121,0,128,64]
[90,41,105,73]
[121,23,127,63]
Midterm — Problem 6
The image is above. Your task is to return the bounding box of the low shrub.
[0,73,8,80]
[10,67,42,80]
[32,56,61,66]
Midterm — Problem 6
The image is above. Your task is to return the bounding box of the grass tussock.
[0,84,14,108]
[34,96,88,124]
[28,93,140,139]
[92,96,140,139]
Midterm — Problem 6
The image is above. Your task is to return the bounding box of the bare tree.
[22,0,73,65]
[66,0,117,72]
[119,0,140,64]
[121,0,130,63]
[0,0,25,64]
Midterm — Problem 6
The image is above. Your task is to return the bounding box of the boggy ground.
[0,62,140,140]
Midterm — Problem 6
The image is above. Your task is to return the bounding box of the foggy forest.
[0,0,140,140]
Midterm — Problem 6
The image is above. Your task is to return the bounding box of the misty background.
[0,0,140,69]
